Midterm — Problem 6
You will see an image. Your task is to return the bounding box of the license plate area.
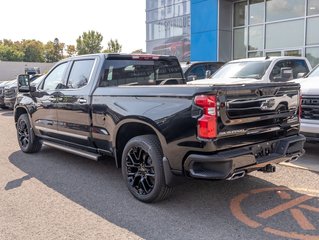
[252,142,277,160]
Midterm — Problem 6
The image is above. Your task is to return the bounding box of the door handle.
[77,98,87,104]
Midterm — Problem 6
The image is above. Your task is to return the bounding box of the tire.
[121,134,172,203]
[17,114,42,153]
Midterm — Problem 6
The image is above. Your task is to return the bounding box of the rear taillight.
[194,95,217,139]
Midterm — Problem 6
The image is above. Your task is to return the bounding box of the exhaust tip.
[288,154,300,162]
[227,170,246,181]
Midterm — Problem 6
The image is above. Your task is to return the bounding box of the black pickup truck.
[14,53,305,202]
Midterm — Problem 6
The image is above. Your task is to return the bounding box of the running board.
[43,141,101,161]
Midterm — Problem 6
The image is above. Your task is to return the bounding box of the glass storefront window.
[266,0,305,22]
[248,51,263,58]
[266,20,304,49]
[306,47,319,67]
[248,25,263,51]
[307,17,319,46]
[234,1,247,27]
[284,49,302,56]
[249,0,264,25]
[308,0,319,16]
[146,0,191,62]
[233,28,247,59]
[266,51,281,57]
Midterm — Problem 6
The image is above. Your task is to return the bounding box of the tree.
[66,45,77,57]
[0,44,24,61]
[44,41,64,62]
[76,30,103,55]
[131,49,145,54]
[103,39,122,53]
[21,40,45,62]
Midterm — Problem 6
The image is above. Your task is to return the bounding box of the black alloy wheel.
[17,118,30,149]
[122,135,172,203]
[126,146,155,195]
[17,114,42,153]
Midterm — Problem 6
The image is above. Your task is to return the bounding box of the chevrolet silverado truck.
[293,64,319,142]
[14,53,305,202]
[188,57,312,85]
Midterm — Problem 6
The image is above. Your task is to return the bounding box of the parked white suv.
[294,64,319,142]
[188,57,312,84]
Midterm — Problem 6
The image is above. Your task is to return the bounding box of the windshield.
[212,61,271,79]
[31,75,45,87]
[308,65,319,78]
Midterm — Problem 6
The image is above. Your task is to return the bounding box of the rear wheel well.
[116,123,159,167]
[15,107,28,123]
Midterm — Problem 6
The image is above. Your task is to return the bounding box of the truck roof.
[66,53,178,61]
[229,56,308,63]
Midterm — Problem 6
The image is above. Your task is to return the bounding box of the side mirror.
[18,74,36,92]
[18,74,30,92]
[297,72,307,78]
[205,70,212,78]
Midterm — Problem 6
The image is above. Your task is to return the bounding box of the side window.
[67,59,95,89]
[270,60,309,81]
[291,60,309,78]
[42,63,68,91]
[188,65,206,79]
[270,60,292,81]
[207,64,219,74]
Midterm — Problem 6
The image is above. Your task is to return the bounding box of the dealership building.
[146,0,319,67]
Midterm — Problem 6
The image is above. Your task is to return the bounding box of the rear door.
[55,57,97,147]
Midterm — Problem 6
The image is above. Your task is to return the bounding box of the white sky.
[0,0,146,53]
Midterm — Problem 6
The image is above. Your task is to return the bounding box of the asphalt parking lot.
[1,109,319,240]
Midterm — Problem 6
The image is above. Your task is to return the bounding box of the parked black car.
[14,54,304,202]
[181,61,224,81]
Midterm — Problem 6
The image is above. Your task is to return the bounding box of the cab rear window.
[99,59,183,87]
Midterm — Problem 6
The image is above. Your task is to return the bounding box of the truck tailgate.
[200,83,301,149]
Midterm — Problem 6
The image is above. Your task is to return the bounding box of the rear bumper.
[300,119,319,142]
[184,134,306,180]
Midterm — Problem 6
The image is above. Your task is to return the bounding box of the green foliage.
[21,40,45,62]
[66,45,76,57]
[0,44,24,61]
[76,30,103,55]
[131,49,145,54]
[103,39,122,53]
[44,41,64,62]
[0,33,126,62]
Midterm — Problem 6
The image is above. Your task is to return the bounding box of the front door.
[32,62,69,138]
